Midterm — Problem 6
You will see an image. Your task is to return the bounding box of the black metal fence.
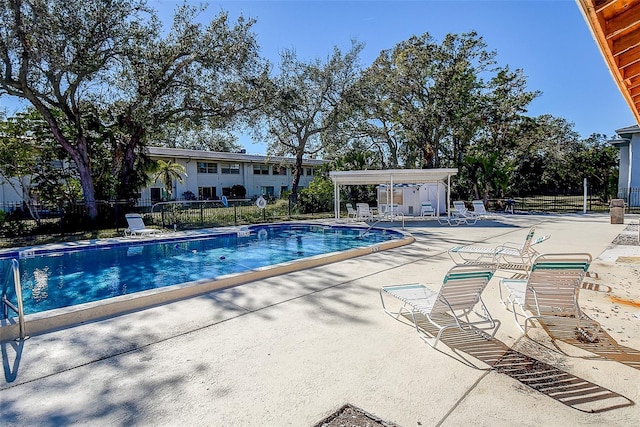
[498,189,639,214]
[617,188,640,211]
[2,188,639,240]
[146,200,297,230]
[0,198,330,240]
[484,194,610,214]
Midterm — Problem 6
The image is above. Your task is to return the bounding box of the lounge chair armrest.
[531,235,551,246]
[496,242,523,250]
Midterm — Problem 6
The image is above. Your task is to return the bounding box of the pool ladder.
[1,259,27,340]
[360,212,405,237]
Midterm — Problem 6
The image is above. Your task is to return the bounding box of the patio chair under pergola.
[329,168,458,220]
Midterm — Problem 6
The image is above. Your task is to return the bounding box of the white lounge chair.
[420,202,435,217]
[380,264,498,347]
[436,201,467,226]
[345,203,358,220]
[356,203,374,221]
[377,203,404,221]
[471,200,495,219]
[498,253,593,336]
[448,226,550,271]
[441,200,478,225]
[437,215,465,226]
[124,213,163,237]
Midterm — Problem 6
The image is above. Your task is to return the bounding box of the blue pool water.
[1,224,403,315]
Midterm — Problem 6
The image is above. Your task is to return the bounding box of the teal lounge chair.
[380,264,498,347]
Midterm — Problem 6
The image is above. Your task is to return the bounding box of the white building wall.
[180,159,198,198]
[630,134,639,189]
[0,177,26,208]
[629,135,640,207]
[375,182,447,216]
[419,183,447,214]
[143,151,322,201]
[614,126,640,207]
[1,147,325,208]
[617,142,631,191]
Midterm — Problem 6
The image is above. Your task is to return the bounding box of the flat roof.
[329,168,458,186]
[147,146,327,166]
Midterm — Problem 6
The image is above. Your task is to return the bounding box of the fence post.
[583,178,587,213]
[59,199,64,235]
[114,202,119,233]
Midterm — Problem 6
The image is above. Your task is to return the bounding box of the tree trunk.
[113,116,146,201]
[118,137,143,200]
[71,140,98,219]
[291,150,304,197]
[37,104,99,219]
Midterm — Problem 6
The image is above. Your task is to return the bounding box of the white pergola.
[329,168,458,219]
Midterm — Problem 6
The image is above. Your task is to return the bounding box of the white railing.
[1,259,27,340]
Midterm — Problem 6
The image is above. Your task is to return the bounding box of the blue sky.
[156,0,637,154]
[3,1,636,155]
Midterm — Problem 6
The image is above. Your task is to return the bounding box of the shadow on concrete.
[403,312,635,413]
[0,334,25,383]
[370,218,520,229]
[535,315,640,371]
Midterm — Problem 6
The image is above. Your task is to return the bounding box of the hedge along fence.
[2,188,640,240]
[149,199,286,229]
[140,199,334,230]
[0,198,334,240]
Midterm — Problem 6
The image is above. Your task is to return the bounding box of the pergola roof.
[329,169,458,220]
[577,0,640,125]
[329,168,458,186]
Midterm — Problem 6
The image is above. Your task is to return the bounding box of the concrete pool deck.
[1,213,639,425]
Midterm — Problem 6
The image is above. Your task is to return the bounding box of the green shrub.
[297,177,334,214]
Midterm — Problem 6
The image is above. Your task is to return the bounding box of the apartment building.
[142,147,327,202]
[0,147,327,208]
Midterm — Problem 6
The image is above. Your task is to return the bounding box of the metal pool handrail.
[1,259,27,340]
[360,212,406,238]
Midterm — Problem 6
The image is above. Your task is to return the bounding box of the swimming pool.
[1,223,412,338]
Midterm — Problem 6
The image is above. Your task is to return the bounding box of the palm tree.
[151,160,187,200]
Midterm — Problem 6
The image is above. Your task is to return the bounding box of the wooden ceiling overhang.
[577,0,640,124]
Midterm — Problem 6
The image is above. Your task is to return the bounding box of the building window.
[280,185,288,195]
[50,160,64,169]
[197,162,217,173]
[221,163,240,174]
[306,167,313,176]
[150,188,162,202]
[377,188,403,205]
[253,164,269,175]
[260,186,274,197]
[222,187,231,197]
[198,186,216,200]
[272,165,287,175]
